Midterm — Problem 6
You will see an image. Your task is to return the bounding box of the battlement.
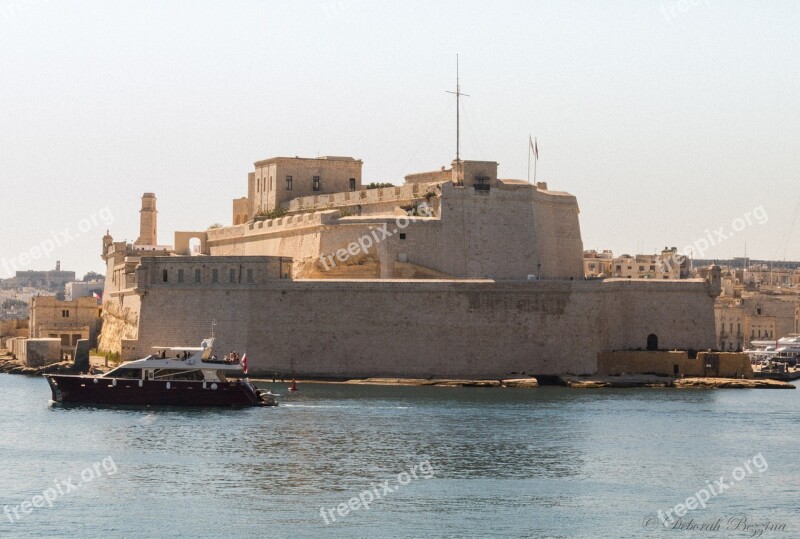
[282,182,440,214]
[135,256,291,291]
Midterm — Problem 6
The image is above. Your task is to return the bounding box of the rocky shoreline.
[3,359,794,389]
[0,357,77,376]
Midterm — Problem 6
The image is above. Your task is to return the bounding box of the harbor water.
[0,374,798,538]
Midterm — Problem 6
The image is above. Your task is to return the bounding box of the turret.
[134,193,158,246]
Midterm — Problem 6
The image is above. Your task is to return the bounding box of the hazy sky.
[1,0,798,278]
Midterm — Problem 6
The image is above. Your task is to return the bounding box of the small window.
[230,268,236,283]
[349,178,356,191]
[313,176,321,191]
[162,270,169,283]
[212,269,219,283]
[639,266,644,271]
[757,308,762,315]
[247,269,254,283]
[61,309,70,318]
[286,175,293,190]
[269,177,273,191]
[178,269,184,283]
[399,233,406,240]
[195,269,201,283]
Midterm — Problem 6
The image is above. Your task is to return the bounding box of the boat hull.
[44,375,274,407]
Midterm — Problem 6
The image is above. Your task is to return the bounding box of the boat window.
[152,369,204,381]
[106,368,142,379]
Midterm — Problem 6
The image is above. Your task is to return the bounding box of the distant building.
[583,250,614,278]
[65,280,104,301]
[30,296,102,357]
[1,261,75,292]
[584,247,688,279]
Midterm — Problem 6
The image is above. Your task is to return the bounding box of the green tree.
[83,271,103,282]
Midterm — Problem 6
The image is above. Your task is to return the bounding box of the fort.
[97,155,721,377]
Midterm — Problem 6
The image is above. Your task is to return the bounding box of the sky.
[1,0,798,278]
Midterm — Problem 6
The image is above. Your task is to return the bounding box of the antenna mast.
[446,54,469,162]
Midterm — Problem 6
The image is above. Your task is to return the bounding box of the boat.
[44,338,277,407]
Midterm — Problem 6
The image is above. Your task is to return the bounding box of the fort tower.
[135,193,158,246]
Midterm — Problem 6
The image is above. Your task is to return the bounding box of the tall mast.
[446,54,469,162]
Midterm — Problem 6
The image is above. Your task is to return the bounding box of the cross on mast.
[446,54,469,162]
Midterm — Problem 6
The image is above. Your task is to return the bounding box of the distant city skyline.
[1,1,798,277]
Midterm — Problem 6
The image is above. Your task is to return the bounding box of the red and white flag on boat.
[241,353,248,374]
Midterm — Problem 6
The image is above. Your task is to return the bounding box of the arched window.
[647,334,658,351]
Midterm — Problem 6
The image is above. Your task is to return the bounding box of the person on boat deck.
[160,350,166,359]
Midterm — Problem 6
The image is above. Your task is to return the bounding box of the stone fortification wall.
[281,183,438,215]
[105,277,717,375]
[380,182,583,280]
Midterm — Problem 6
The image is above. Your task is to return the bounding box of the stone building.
[30,296,102,357]
[236,155,363,221]
[96,151,721,377]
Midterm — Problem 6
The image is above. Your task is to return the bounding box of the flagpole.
[534,137,538,184]
[527,135,531,183]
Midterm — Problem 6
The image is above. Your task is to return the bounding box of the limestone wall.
[115,278,717,375]
[19,338,62,367]
[379,182,583,280]
[598,350,753,378]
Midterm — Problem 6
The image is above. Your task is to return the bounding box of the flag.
[529,136,539,161]
[241,353,248,374]
[92,291,102,304]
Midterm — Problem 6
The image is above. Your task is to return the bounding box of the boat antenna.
[446,54,469,162]
[211,318,216,339]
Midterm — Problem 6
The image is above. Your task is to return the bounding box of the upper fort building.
[98,154,719,377]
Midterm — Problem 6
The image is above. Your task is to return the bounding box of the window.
[639,266,645,271]
[286,175,293,190]
[399,233,406,240]
[650,265,656,271]
[313,176,321,191]
[178,269,184,283]
[349,178,356,191]
[757,308,762,315]
[212,269,219,283]
[247,269,254,283]
[615,265,621,272]
[474,176,490,192]
[269,177,273,191]
[162,270,168,283]
[61,309,70,318]
[195,269,201,283]
[230,268,236,283]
